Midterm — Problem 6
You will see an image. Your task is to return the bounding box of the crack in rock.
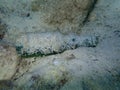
[83,0,98,24]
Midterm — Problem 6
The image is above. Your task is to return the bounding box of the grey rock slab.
[0,0,96,42]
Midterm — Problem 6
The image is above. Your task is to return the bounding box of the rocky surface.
[0,0,120,90]
[1,0,96,43]
[12,30,120,90]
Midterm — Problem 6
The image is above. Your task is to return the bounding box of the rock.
[0,0,96,43]
[14,67,70,90]
[13,56,71,90]
[0,42,18,80]
[0,0,120,90]
[31,0,96,33]
[15,32,99,57]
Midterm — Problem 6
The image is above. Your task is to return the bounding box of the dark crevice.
[10,56,24,86]
[15,35,99,58]
[83,0,98,24]
[18,48,68,58]
[17,42,98,58]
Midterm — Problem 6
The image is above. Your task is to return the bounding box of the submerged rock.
[11,56,71,90]
[15,32,99,57]
[32,0,96,33]
[0,0,96,43]
[0,42,18,80]
[13,62,71,90]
